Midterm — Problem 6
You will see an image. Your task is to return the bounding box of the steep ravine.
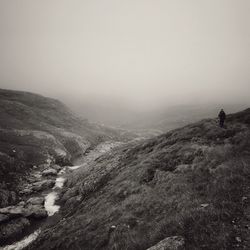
[1,141,123,250]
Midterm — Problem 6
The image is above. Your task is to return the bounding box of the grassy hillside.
[26,108,250,250]
[0,88,126,207]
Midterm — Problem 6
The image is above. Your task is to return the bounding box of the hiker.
[218,109,226,128]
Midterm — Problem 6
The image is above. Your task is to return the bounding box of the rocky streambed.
[0,141,123,250]
[0,163,67,249]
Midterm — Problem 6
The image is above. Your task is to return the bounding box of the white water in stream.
[2,142,121,250]
[44,175,66,216]
[1,173,66,250]
[2,230,41,250]
[55,177,65,188]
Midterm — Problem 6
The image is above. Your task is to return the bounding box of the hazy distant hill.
[67,99,248,135]
[28,108,250,250]
[128,104,249,132]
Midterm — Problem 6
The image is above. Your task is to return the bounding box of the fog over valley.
[1,0,250,121]
[1,1,250,250]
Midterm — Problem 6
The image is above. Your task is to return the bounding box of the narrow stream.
[2,169,66,250]
[1,141,123,250]
[2,230,41,250]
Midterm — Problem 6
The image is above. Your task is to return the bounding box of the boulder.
[51,164,62,171]
[18,201,25,206]
[27,197,45,205]
[0,204,47,219]
[32,172,42,179]
[200,203,209,208]
[24,205,47,219]
[147,236,185,250]
[31,180,55,192]
[0,205,24,216]
[42,168,57,176]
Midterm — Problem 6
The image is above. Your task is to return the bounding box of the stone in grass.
[51,164,62,171]
[42,168,57,176]
[200,203,209,208]
[235,237,242,243]
[147,236,185,250]
[27,197,45,205]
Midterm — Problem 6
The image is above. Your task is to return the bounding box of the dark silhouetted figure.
[218,109,226,128]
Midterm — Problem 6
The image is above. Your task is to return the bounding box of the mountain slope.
[0,88,126,162]
[0,88,127,207]
[27,108,250,250]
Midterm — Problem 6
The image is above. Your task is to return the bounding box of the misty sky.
[0,0,250,111]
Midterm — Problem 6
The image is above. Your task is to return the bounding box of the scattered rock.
[27,197,45,205]
[0,204,47,220]
[24,205,47,219]
[242,196,248,202]
[201,203,210,208]
[0,205,24,216]
[42,168,57,176]
[51,164,61,171]
[18,201,25,206]
[235,236,242,243]
[32,180,55,192]
[147,236,185,250]
[32,172,42,179]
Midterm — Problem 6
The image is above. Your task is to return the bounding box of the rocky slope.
[0,89,131,246]
[25,108,250,250]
